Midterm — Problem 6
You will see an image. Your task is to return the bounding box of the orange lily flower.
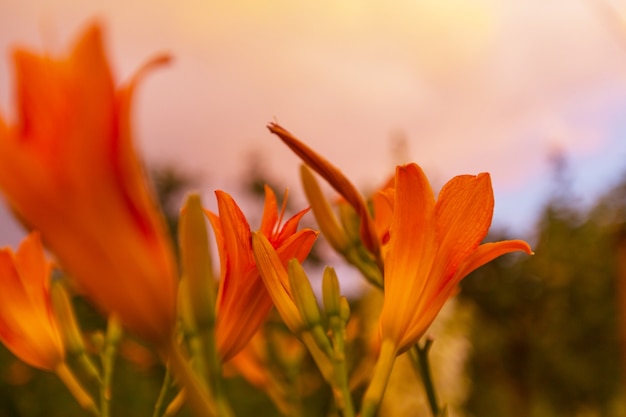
[206,185,318,361]
[0,23,177,344]
[0,232,64,371]
[380,163,532,353]
[362,164,532,416]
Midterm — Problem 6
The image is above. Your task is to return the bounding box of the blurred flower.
[380,163,532,354]
[206,185,318,361]
[226,323,326,416]
[0,23,177,344]
[0,232,64,371]
[226,329,301,416]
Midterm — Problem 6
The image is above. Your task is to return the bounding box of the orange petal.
[112,52,171,238]
[381,163,436,343]
[213,191,255,311]
[206,209,227,283]
[434,173,494,284]
[211,190,280,361]
[14,233,50,316]
[385,163,436,287]
[66,24,116,175]
[372,187,394,246]
[0,114,6,137]
[277,207,310,242]
[214,190,254,277]
[259,185,279,238]
[275,229,319,264]
[452,239,533,285]
[216,268,273,362]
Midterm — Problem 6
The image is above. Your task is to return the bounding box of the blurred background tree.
[460,153,626,417]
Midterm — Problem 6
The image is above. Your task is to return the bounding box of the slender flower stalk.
[323,267,355,417]
[55,362,100,416]
[361,339,397,417]
[0,23,178,344]
[206,185,318,361]
[50,279,101,382]
[159,338,217,417]
[409,340,440,416]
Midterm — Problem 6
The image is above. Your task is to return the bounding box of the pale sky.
[2,0,626,246]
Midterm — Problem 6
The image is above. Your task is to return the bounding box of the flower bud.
[179,193,216,330]
[288,259,323,329]
[300,165,350,254]
[322,266,341,318]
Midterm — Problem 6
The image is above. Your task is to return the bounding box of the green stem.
[301,331,334,382]
[409,339,440,417]
[301,328,356,415]
[153,366,173,417]
[360,339,397,417]
[161,337,217,417]
[77,352,103,384]
[185,329,210,385]
[201,328,233,417]
[329,317,354,417]
[163,390,185,417]
[100,317,122,417]
[55,362,99,416]
[344,246,383,290]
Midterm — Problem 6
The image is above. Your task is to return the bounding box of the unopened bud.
[179,193,216,330]
[288,259,322,329]
[301,165,351,253]
[322,266,341,318]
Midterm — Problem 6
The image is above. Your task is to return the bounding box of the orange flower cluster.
[268,123,532,354]
[0,20,532,417]
[266,124,532,416]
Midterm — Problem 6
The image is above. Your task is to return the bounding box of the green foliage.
[460,173,626,417]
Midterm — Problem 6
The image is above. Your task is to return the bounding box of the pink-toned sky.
[2,0,626,246]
